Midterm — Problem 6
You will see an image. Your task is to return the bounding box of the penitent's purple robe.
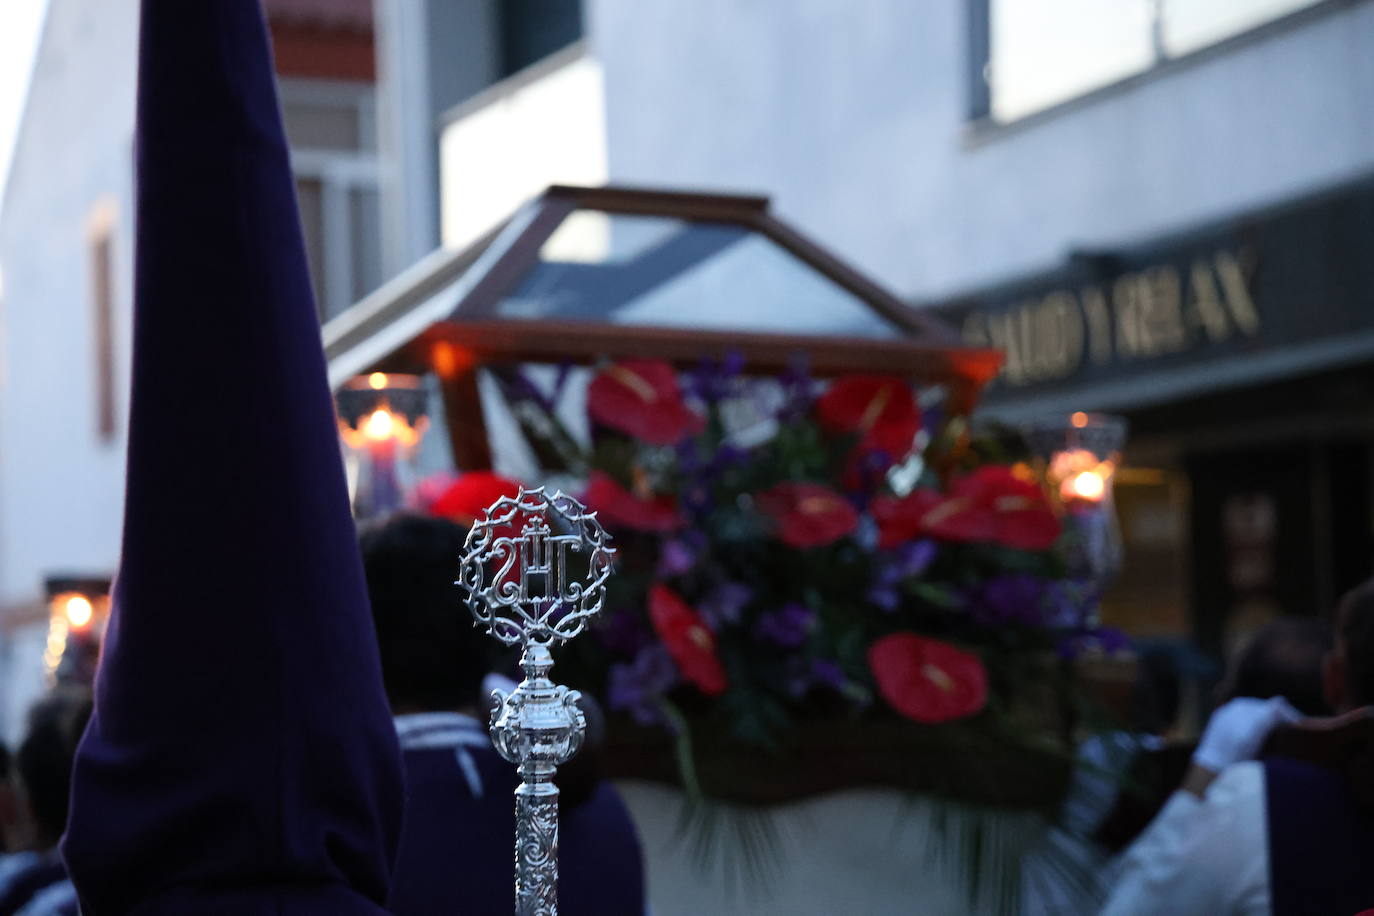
[1265,757,1374,916]
[61,2,404,913]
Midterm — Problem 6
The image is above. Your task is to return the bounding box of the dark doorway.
[1187,440,1373,657]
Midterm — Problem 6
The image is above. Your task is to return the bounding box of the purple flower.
[657,538,698,577]
[500,367,555,413]
[1057,626,1132,660]
[852,447,893,494]
[699,581,753,628]
[677,441,751,519]
[811,659,848,690]
[969,574,1067,627]
[894,539,937,576]
[682,483,714,516]
[754,602,815,648]
[922,401,945,438]
[607,644,680,726]
[676,439,704,473]
[550,361,573,404]
[866,539,938,611]
[785,657,854,700]
[709,444,750,472]
[868,583,901,613]
[1044,579,1094,629]
[684,351,745,405]
[778,355,815,420]
[599,607,651,656]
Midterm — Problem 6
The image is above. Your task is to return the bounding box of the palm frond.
[670,795,784,904]
[915,797,1106,914]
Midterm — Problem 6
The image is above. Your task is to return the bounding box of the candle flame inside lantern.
[1070,470,1107,502]
[368,372,388,390]
[65,595,94,629]
[43,588,110,679]
[364,408,395,441]
[340,403,427,450]
[1048,447,1116,505]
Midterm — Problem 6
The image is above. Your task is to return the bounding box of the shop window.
[500,0,583,77]
[1100,466,1190,639]
[973,0,1327,123]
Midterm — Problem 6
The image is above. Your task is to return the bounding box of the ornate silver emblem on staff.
[458,488,615,916]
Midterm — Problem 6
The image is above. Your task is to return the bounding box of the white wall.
[439,48,608,251]
[589,0,1374,302]
[0,0,138,739]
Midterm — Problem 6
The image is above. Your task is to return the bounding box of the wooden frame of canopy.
[323,184,1003,471]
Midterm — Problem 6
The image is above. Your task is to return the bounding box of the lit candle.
[43,581,111,684]
[1024,413,1127,605]
[362,406,403,515]
[337,374,429,520]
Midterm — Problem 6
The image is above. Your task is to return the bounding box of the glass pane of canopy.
[487,209,907,338]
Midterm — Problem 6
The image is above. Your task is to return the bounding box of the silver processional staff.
[458,488,615,916]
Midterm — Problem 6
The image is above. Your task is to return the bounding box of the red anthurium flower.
[428,472,524,588]
[817,375,921,462]
[756,482,859,549]
[582,472,683,532]
[412,471,460,513]
[587,359,705,445]
[649,584,728,696]
[871,489,945,550]
[429,471,524,525]
[871,467,1060,552]
[950,466,1061,551]
[868,633,987,724]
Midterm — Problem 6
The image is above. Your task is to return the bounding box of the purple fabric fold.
[62,2,404,913]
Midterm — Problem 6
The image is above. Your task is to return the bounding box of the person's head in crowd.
[14,688,93,851]
[1221,616,1333,716]
[1325,578,1374,712]
[359,513,489,715]
[359,511,608,807]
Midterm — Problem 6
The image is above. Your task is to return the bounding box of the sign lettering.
[957,248,1260,388]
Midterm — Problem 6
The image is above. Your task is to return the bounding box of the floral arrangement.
[426,357,1125,803]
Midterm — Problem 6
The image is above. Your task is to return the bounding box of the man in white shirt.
[1102,586,1374,915]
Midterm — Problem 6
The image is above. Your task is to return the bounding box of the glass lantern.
[1025,412,1128,620]
[336,373,430,520]
[43,575,112,685]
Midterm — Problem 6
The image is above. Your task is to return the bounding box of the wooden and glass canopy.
[323,184,1002,469]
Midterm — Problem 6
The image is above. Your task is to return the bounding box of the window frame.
[967,0,1359,133]
[279,78,382,320]
[86,198,120,444]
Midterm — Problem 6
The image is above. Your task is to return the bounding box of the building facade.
[323,0,1374,658]
[0,0,391,740]
[0,0,138,740]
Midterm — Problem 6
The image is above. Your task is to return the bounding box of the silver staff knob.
[458,488,614,916]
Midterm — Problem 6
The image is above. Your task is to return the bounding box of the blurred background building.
[0,0,394,738]
[2,0,1372,746]
[393,0,1374,670]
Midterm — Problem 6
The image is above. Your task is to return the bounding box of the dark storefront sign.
[937,175,1374,404]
